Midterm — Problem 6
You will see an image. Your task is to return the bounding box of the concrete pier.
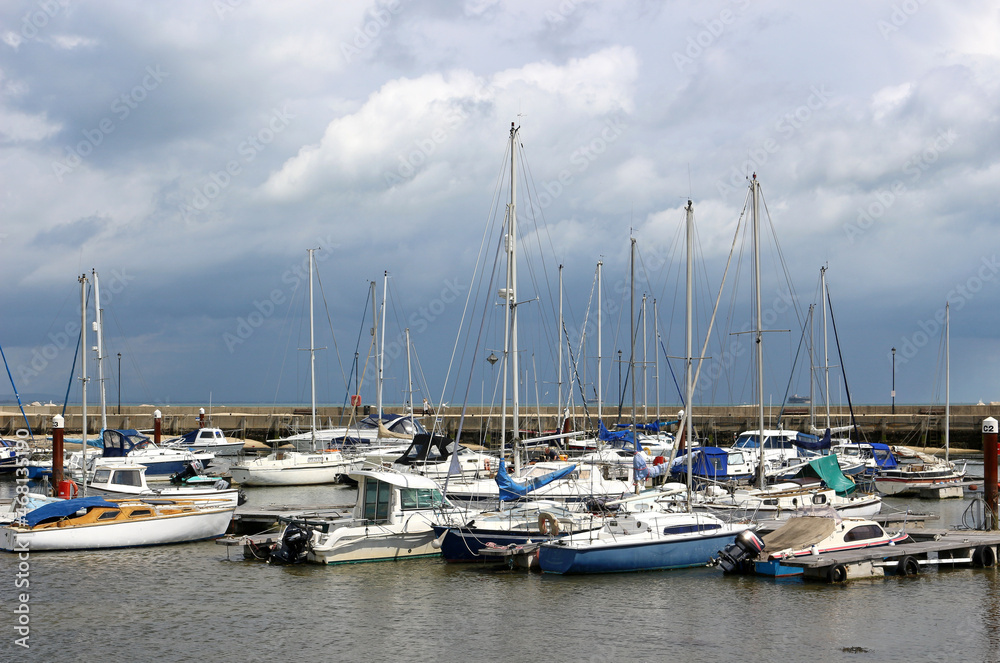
[1,403,996,450]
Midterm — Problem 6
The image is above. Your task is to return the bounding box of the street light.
[891,347,896,415]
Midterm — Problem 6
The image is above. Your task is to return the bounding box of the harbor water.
[3,478,1000,663]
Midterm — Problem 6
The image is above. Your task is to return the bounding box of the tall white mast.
[752,176,766,489]
[945,302,950,462]
[79,273,89,496]
[377,270,387,419]
[558,263,564,429]
[685,200,695,509]
[821,265,830,430]
[630,237,637,479]
[642,293,648,422]
[92,269,107,435]
[597,260,603,424]
[405,327,414,427]
[654,299,660,423]
[808,303,815,431]
[308,249,317,451]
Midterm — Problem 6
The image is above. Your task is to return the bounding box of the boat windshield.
[399,487,448,510]
[734,435,759,449]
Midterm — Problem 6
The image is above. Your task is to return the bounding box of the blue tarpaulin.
[495,460,576,502]
[22,496,116,528]
[793,429,832,451]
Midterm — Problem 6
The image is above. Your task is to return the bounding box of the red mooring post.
[984,417,998,530]
[52,414,64,494]
[154,409,162,446]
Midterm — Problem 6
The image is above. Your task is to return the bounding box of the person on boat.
[422,398,433,416]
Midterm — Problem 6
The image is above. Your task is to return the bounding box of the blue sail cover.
[22,496,116,527]
[101,429,151,458]
[495,460,576,502]
[671,447,731,479]
[633,453,668,482]
[598,421,640,451]
[794,429,831,451]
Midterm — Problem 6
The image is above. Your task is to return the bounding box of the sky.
[1,0,999,413]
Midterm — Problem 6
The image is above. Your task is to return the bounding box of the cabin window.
[735,435,759,449]
[117,471,142,487]
[97,510,120,520]
[363,479,392,523]
[844,525,883,542]
[93,470,111,483]
[730,453,744,464]
[128,509,152,517]
[663,523,721,535]
[710,457,723,471]
[399,488,445,510]
[215,431,224,438]
[812,494,827,505]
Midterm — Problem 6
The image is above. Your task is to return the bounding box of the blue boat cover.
[101,429,151,457]
[868,442,899,470]
[598,421,640,451]
[794,429,832,451]
[678,447,731,478]
[495,460,576,502]
[22,496,117,528]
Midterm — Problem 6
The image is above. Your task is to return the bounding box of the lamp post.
[891,347,896,415]
[117,352,121,415]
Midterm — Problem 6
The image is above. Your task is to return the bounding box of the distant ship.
[788,394,811,404]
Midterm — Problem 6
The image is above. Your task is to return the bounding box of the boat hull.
[230,454,350,486]
[539,528,743,574]
[0,507,233,552]
[309,529,439,564]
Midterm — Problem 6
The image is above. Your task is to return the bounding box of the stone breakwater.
[1,403,996,450]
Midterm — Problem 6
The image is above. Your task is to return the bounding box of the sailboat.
[229,249,353,486]
[538,203,751,574]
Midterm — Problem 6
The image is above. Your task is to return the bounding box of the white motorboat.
[267,467,475,565]
[163,427,246,456]
[0,495,235,552]
[716,512,909,578]
[69,429,215,477]
[87,459,243,508]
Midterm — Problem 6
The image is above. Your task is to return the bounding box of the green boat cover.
[799,455,856,496]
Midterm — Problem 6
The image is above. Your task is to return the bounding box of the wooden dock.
[775,528,1000,582]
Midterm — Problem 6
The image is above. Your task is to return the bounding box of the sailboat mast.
[377,270,387,419]
[92,270,107,435]
[685,200,695,509]
[945,302,950,462]
[630,237,637,475]
[308,249,317,451]
[654,299,660,423]
[510,124,520,467]
[821,265,831,429]
[597,260,603,424]
[752,176,766,489]
[405,327,414,427]
[558,264,563,429]
[808,304,815,431]
[79,273,89,497]
[642,294,648,422]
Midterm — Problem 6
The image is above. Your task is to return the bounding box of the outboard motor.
[715,529,766,574]
[169,462,200,485]
[268,523,311,565]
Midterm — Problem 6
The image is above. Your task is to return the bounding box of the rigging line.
[435,133,509,432]
[657,337,685,404]
[340,283,373,424]
[827,287,864,443]
[775,307,811,427]
[759,192,807,332]
[0,338,34,441]
[517,141,562,343]
[267,272,303,412]
[314,262,350,396]
[562,319,592,427]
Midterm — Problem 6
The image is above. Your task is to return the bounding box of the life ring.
[538,511,560,536]
[973,545,997,568]
[484,459,491,473]
[897,555,919,576]
[58,479,79,499]
[827,563,848,583]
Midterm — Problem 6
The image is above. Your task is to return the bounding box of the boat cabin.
[350,469,450,525]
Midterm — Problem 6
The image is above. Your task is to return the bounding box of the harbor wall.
[1,403,997,450]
